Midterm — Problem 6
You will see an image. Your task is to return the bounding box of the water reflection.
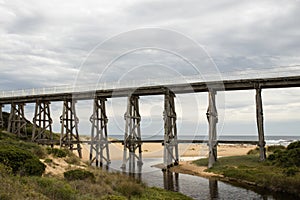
[124,164,142,183]
[102,158,297,200]
[209,178,219,200]
[163,171,179,192]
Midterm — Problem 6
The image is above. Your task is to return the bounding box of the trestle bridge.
[0,75,300,170]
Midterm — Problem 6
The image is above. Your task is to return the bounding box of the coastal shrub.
[287,141,300,150]
[101,195,127,200]
[0,146,45,176]
[64,169,95,182]
[0,133,46,159]
[64,155,81,165]
[115,181,144,198]
[18,141,46,159]
[32,177,76,200]
[283,167,299,177]
[268,141,300,168]
[267,145,285,152]
[46,147,67,158]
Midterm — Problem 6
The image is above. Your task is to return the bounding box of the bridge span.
[0,75,300,170]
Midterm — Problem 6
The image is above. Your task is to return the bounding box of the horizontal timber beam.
[35,139,259,145]
[1,75,300,104]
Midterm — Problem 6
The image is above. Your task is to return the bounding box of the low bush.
[31,177,76,200]
[64,169,95,182]
[115,181,144,198]
[268,141,300,168]
[287,141,300,150]
[267,145,285,152]
[64,156,80,165]
[46,147,67,158]
[283,167,299,177]
[0,146,45,176]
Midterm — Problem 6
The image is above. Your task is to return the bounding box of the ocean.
[109,134,300,146]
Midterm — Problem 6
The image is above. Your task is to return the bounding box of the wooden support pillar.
[89,97,110,167]
[7,103,27,137]
[255,87,266,161]
[163,90,179,169]
[121,95,143,172]
[32,100,53,144]
[0,104,3,129]
[207,90,218,168]
[60,99,82,158]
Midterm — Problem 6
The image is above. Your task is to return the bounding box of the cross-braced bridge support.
[121,95,143,172]
[89,97,111,167]
[207,90,218,168]
[255,86,266,161]
[32,100,53,144]
[7,103,27,137]
[0,104,3,128]
[60,99,82,158]
[163,90,179,169]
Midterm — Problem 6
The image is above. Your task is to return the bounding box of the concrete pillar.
[32,100,53,144]
[163,90,179,169]
[7,103,27,137]
[255,87,266,161]
[60,99,82,158]
[207,90,218,168]
[121,95,143,172]
[89,97,110,167]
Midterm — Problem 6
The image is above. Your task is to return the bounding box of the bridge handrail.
[1,69,300,98]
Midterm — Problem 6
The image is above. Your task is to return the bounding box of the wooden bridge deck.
[1,75,300,104]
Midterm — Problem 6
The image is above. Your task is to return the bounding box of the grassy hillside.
[193,144,300,197]
[0,131,192,200]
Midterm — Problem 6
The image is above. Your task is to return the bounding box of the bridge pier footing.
[255,87,266,161]
[89,97,111,167]
[32,100,53,144]
[121,95,143,172]
[207,90,218,168]
[7,103,27,137]
[163,90,179,169]
[60,99,82,158]
[0,104,3,128]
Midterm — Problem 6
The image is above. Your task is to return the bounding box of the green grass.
[0,130,192,199]
[0,165,192,200]
[193,155,300,196]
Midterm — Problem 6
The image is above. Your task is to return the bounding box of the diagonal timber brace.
[7,103,27,137]
[121,95,143,172]
[207,90,218,168]
[163,90,179,169]
[89,97,111,167]
[32,100,53,144]
[60,99,82,158]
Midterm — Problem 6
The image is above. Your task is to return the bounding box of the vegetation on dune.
[0,132,46,176]
[193,143,300,197]
[0,129,192,200]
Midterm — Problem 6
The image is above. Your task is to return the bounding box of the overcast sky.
[0,0,300,137]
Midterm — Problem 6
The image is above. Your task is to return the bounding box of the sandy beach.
[79,142,256,178]
[43,141,256,177]
[81,142,256,161]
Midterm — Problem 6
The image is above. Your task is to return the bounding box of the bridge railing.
[1,66,300,98]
